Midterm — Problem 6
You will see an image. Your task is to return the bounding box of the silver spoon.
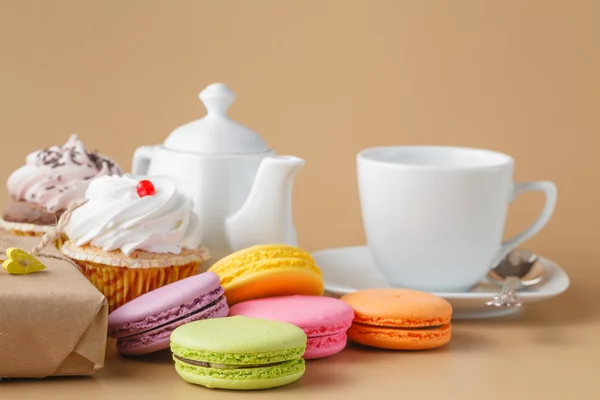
[485,249,544,308]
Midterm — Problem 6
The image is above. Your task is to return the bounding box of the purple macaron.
[108,271,229,356]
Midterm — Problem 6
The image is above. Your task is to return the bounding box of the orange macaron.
[340,288,452,350]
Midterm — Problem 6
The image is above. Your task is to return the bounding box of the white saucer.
[313,246,570,320]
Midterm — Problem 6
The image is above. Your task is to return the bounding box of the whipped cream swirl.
[64,174,202,256]
[7,134,121,213]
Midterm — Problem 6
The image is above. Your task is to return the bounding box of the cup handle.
[491,181,557,268]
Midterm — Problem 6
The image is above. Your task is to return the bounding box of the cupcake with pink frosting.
[1,134,121,244]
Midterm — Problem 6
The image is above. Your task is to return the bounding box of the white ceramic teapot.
[132,83,305,263]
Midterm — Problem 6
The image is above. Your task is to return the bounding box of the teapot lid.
[163,83,270,154]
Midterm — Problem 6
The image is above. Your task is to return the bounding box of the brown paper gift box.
[0,233,107,378]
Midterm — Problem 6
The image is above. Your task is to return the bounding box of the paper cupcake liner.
[0,219,66,249]
[60,242,211,312]
[74,260,199,313]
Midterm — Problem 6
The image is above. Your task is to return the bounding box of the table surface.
[2,261,599,400]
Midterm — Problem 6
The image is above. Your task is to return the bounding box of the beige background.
[0,1,599,398]
[1,0,599,266]
[0,4,598,271]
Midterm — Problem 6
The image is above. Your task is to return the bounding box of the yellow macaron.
[208,244,324,306]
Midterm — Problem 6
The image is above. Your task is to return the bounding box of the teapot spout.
[225,155,305,252]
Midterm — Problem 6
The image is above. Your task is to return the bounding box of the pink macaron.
[229,295,354,359]
[108,271,228,356]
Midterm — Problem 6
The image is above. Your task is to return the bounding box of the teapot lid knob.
[163,82,270,154]
[199,83,235,116]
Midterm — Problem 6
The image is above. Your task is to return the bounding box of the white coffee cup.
[357,146,557,292]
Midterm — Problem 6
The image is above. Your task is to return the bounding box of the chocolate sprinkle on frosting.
[35,138,120,175]
[88,151,118,172]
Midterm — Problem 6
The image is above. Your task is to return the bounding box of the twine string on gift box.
[0,200,89,268]
[30,200,88,258]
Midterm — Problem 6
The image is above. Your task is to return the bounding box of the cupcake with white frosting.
[60,174,210,312]
[1,134,121,246]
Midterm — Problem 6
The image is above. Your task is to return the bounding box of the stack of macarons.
[208,244,356,358]
[106,243,454,391]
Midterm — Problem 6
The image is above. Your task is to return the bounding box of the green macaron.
[170,315,307,390]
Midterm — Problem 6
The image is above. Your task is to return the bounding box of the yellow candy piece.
[2,247,46,275]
